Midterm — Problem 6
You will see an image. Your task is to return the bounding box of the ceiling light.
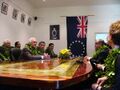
[42,0,46,2]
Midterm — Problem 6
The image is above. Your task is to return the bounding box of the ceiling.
[27,0,120,8]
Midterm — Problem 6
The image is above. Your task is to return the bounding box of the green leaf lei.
[95,48,120,88]
[25,44,38,55]
[92,45,109,58]
[37,48,45,55]
[0,47,10,61]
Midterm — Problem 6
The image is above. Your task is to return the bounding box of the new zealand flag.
[66,16,88,57]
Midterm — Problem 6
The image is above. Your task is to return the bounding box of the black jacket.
[111,54,120,90]
[90,48,109,68]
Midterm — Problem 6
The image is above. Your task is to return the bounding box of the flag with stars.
[66,16,88,57]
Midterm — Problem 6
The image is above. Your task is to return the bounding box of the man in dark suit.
[81,40,110,89]
[90,40,110,68]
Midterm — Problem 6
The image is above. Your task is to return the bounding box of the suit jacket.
[111,54,120,90]
[90,48,109,68]
[20,48,42,60]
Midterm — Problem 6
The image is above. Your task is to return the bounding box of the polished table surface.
[0,58,92,89]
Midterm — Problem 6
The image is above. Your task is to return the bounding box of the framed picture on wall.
[21,13,26,23]
[1,2,8,15]
[28,17,32,26]
[50,25,60,40]
[12,8,18,20]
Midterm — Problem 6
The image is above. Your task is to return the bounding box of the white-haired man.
[21,37,49,60]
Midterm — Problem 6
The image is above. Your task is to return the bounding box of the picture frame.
[12,8,18,20]
[1,2,8,15]
[28,17,32,26]
[21,13,26,23]
[50,25,60,40]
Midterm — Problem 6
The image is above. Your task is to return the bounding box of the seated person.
[0,46,5,61]
[37,41,46,55]
[10,41,22,61]
[82,39,110,89]
[45,43,57,58]
[0,39,13,61]
[89,39,110,68]
[21,37,49,60]
[14,41,21,49]
[92,20,120,90]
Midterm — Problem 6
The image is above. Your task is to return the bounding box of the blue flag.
[66,16,88,57]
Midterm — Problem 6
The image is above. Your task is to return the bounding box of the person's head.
[95,39,106,50]
[108,21,120,48]
[3,39,11,48]
[28,37,37,48]
[48,43,54,50]
[38,41,46,49]
[15,41,21,48]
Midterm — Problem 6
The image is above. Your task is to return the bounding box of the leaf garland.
[95,48,120,88]
[92,45,109,58]
[25,44,38,55]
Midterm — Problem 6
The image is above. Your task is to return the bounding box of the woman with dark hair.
[92,21,120,90]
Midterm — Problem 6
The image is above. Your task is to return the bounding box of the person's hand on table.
[43,53,51,60]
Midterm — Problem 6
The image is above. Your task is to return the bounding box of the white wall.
[1,0,120,56]
[0,0,34,47]
[33,4,120,56]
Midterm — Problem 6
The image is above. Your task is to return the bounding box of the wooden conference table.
[0,58,92,89]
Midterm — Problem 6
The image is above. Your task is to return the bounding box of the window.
[95,33,108,43]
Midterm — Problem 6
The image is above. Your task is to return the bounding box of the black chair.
[10,48,22,61]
